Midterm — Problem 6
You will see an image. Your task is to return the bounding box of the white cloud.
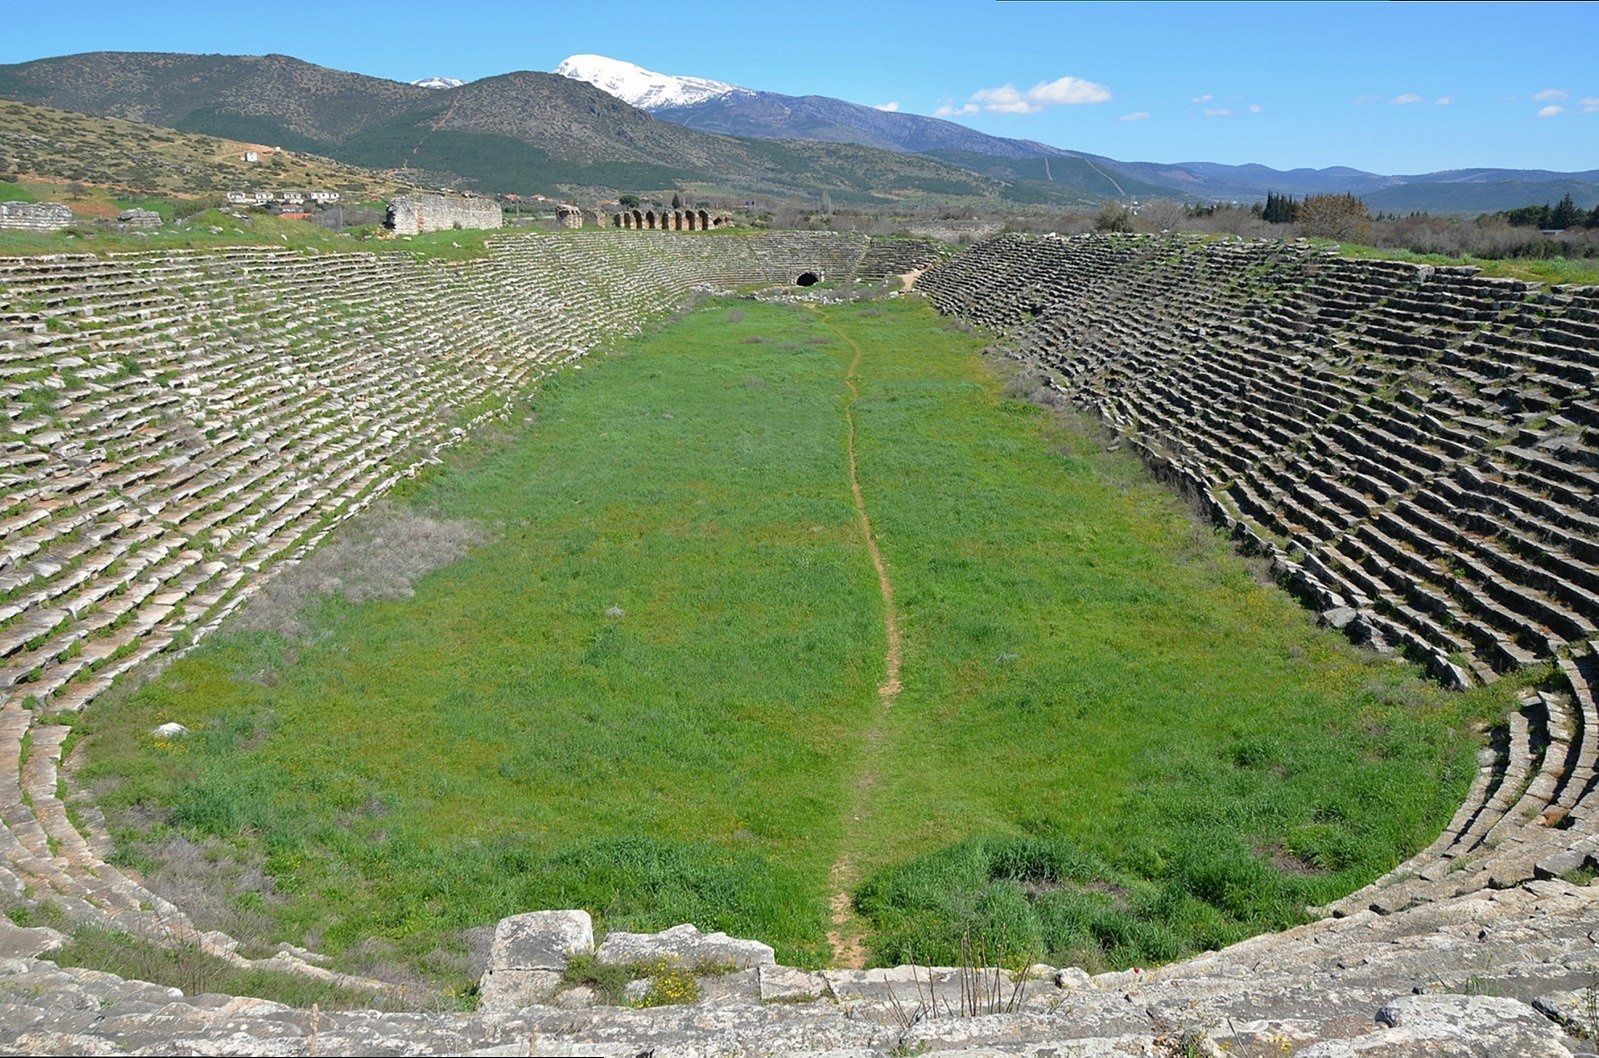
[1027,75,1113,106]
[1533,88,1569,101]
[1393,93,1424,105]
[972,84,1035,114]
[874,101,900,112]
[943,75,1113,117]
[1582,97,1599,113]
[1118,111,1150,122]
[1191,93,1213,104]
[1204,107,1232,117]
[1434,96,1452,106]
[1247,103,1262,114]
[1537,105,1565,118]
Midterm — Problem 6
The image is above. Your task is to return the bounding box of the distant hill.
[922,150,1172,205]
[1072,156,1599,212]
[0,52,1010,203]
[553,54,747,111]
[0,96,406,199]
[654,92,1077,160]
[1360,170,1599,214]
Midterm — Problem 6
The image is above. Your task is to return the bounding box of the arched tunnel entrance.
[795,272,820,287]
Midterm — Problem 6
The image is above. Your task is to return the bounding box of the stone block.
[758,964,827,1003]
[477,909,593,1013]
[594,923,775,970]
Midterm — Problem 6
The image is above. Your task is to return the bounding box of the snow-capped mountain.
[411,76,464,90]
[554,54,747,110]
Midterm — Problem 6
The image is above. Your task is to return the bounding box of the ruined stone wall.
[0,201,73,233]
[386,193,503,235]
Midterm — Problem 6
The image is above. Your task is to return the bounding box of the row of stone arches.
[613,209,727,231]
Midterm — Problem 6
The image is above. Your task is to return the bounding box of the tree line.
[1498,193,1599,231]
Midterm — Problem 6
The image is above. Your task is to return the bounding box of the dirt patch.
[233,502,481,640]
[1259,843,1325,876]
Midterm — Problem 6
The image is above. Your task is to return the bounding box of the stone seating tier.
[0,231,1595,1052]
[922,233,1599,691]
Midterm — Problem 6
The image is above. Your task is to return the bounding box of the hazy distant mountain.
[1090,154,1599,212]
[1362,170,1599,214]
[411,76,464,90]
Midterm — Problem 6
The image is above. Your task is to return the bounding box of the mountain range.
[554,54,1599,214]
[0,51,1012,204]
[0,49,1593,213]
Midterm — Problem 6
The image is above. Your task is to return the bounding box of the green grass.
[813,302,1512,967]
[76,297,1513,990]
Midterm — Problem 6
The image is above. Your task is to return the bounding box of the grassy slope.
[0,98,404,199]
[77,297,1512,988]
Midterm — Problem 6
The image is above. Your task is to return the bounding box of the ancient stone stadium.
[1,229,1598,1055]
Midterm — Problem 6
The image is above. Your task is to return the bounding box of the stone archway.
[795,272,820,287]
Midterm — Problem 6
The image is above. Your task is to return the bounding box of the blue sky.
[3,1,1596,175]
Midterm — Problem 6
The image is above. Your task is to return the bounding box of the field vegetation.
[0,198,504,259]
[73,296,1514,994]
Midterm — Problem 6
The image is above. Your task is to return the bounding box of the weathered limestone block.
[1294,994,1573,1056]
[1533,987,1599,1041]
[0,202,73,233]
[593,923,775,970]
[0,920,66,959]
[116,209,162,229]
[758,964,828,1003]
[1320,606,1360,629]
[477,909,592,1013]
